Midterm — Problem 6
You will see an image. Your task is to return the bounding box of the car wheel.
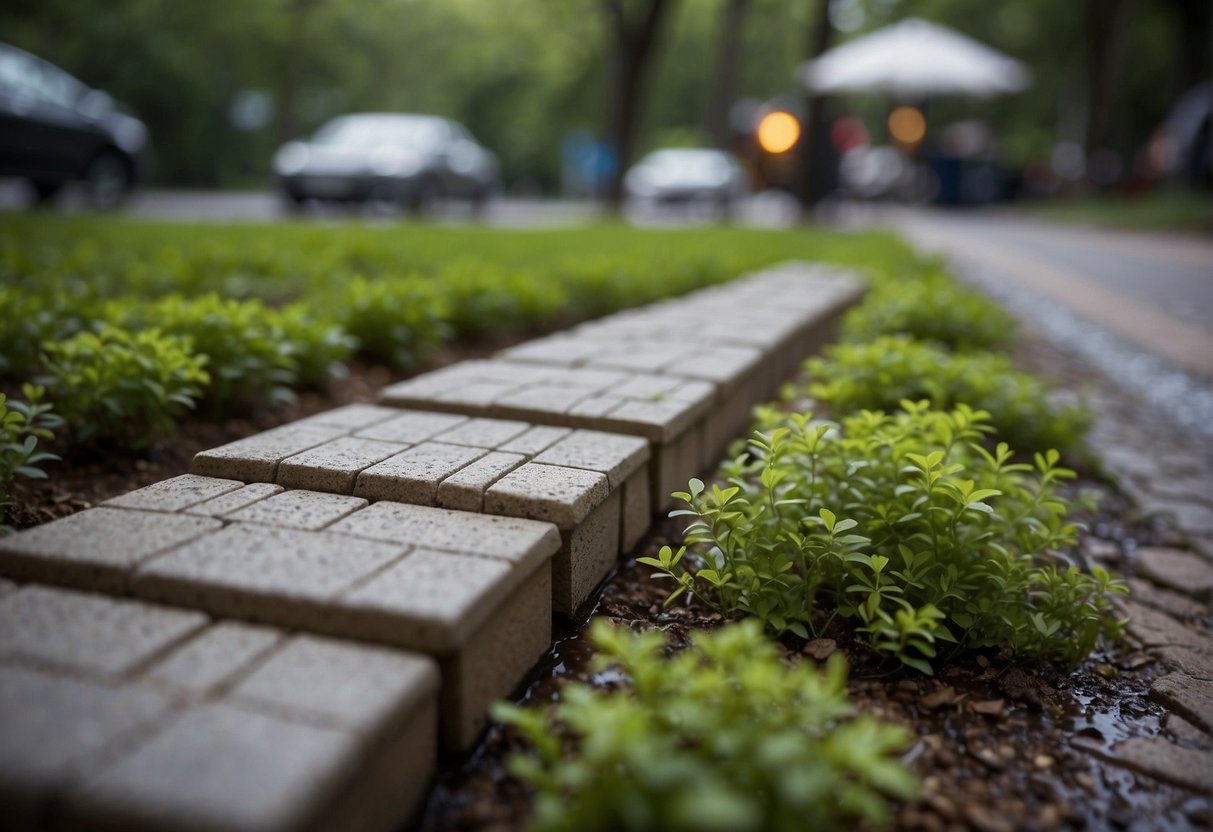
[30,179,63,205]
[82,150,132,210]
[406,177,443,217]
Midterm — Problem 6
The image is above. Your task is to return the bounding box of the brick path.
[0,263,863,832]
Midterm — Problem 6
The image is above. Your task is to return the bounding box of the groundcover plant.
[642,402,1127,673]
[495,619,918,832]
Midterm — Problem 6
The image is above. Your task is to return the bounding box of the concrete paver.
[277,436,405,493]
[192,424,348,482]
[224,490,368,531]
[103,474,243,513]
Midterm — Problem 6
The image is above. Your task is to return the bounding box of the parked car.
[0,42,151,209]
[272,113,499,213]
[623,148,748,215]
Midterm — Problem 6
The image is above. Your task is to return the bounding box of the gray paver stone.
[0,508,222,592]
[143,621,284,699]
[0,585,208,680]
[485,462,608,528]
[278,437,406,494]
[1124,578,1206,620]
[620,468,652,552]
[192,424,348,483]
[1151,673,1213,733]
[1165,712,1212,747]
[1121,600,1212,653]
[1154,646,1213,682]
[432,417,530,449]
[328,502,559,571]
[1112,737,1213,792]
[104,474,243,513]
[226,490,369,531]
[229,634,439,736]
[534,430,649,489]
[0,666,172,829]
[497,425,571,456]
[62,702,361,832]
[555,492,621,615]
[354,443,487,505]
[185,482,285,517]
[355,410,468,444]
[1134,546,1213,601]
[436,452,526,512]
[133,523,408,625]
[291,403,401,432]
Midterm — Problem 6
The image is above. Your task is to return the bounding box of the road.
[874,209,1213,381]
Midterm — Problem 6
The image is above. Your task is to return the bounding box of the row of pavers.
[0,263,865,832]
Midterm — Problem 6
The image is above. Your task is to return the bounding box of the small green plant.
[803,335,1089,454]
[841,273,1015,351]
[1,385,62,532]
[644,402,1126,672]
[337,276,452,368]
[39,325,210,446]
[495,619,917,832]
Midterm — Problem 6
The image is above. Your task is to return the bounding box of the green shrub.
[841,274,1015,351]
[495,619,917,832]
[0,284,99,378]
[644,402,1126,673]
[803,335,1089,454]
[279,303,356,386]
[337,276,452,368]
[439,260,569,337]
[39,325,210,446]
[1,385,62,532]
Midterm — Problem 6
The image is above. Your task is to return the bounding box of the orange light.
[888,105,926,146]
[757,111,801,154]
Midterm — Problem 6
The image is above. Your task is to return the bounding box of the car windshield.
[643,150,732,178]
[312,116,442,150]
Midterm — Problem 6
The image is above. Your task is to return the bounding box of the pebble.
[1034,754,1055,769]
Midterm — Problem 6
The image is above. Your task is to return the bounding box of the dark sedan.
[272,113,499,213]
[0,42,151,209]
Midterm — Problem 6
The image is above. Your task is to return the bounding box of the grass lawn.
[1026,188,1212,234]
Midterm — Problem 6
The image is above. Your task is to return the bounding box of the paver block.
[432,417,530,449]
[0,508,222,592]
[620,467,652,551]
[225,490,369,531]
[278,436,406,494]
[1135,546,1213,601]
[497,425,572,456]
[291,403,401,432]
[329,502,560,571]
[185,482,285,517]
[437,451,527,512]
[1151,673,1213,733]
[62,702,363,832]
[191,423,348,482]
[356,410,469,444]
[133,523,408,625]
[534,430,649,489]
[0,665,172,830]
[142,621,284,699]
[485,462,609,528]
[104,474,243,513]
[0,585,207,681]
[555,492,621,614]
[228,634,439,737]
[1112,737,1213,792]
[354,442,487,505]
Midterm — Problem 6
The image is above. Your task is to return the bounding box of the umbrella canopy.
[801,18,1030,99]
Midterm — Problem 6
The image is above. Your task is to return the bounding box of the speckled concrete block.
[485,463,609,528]
[436,451,527,512]
[103,474,243,513]
[225,489,369,531]
[185,482,285,517]
[356,410,469,444]
[278,436,406,494]
[143,621,284,699]
[0,585,207,681]
[432,417,530,449]
[0,508,222,592]
[291,403,402,432]
[192,423,349,482]
[355,442,489,505]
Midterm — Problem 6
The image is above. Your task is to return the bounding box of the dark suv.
[0,42,151,208]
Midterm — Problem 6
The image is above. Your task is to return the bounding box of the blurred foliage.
[1026,189,1213,233]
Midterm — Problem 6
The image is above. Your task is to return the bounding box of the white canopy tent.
[801,17,1030,99]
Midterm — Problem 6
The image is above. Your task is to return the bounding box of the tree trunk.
[705,0,749,149]
[794,0,834,209]
[1083,0,1129,160]
[600,0,676,210]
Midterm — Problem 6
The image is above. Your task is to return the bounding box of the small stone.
[972,699,1005,717]
[972,747,1005,770]
[920,686,960,710]
[802,639,837,660]
[1113,736,1213,793]
[965,803,1014,832]
[1034,754,1054,769]
[1135,546,1213,601]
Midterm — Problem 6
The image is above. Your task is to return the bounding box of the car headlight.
[273,142,309,176]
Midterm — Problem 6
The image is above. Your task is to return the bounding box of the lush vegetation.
[803,336,1090,455]
[645,403,1125,673]
[495,619,917,832]
[0,386,61,530]
[0,216,917,448]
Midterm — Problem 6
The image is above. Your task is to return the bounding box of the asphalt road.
[880,208,1213,381]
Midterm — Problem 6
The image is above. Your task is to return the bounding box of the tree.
[599,0,678,207]
[704,0,750,149]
